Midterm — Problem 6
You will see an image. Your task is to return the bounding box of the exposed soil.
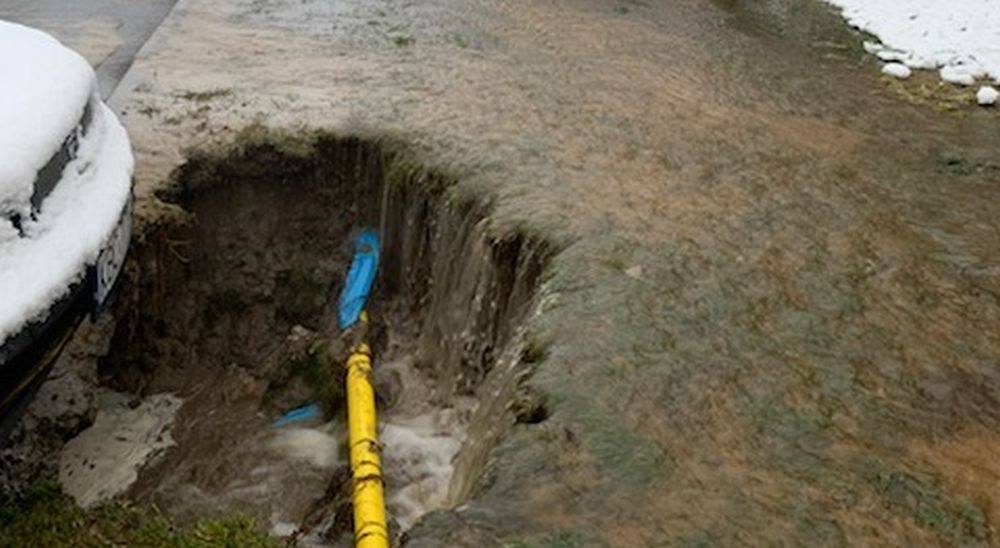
[53,136,545,544]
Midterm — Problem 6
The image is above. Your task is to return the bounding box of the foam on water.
[270,425,342,469]
[382,412,465,531]
[59,390,182,508]
[263,409,468,539]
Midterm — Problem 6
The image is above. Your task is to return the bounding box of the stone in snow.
[977,86,999,106]
[882,63,911,79]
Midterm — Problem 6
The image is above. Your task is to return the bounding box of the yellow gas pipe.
[345,312,389,548]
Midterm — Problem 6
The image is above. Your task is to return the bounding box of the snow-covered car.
[0,21,134,428]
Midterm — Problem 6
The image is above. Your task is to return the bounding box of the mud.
[0,317,113,489]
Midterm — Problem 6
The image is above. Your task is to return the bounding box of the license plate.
[94,196,132,309]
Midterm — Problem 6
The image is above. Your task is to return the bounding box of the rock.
[373,367,402,412]
[267,375,316,412]
[624,265,644,279]
[28,371,97,438]
[0,317,112,490]
[289,324,315,345]
[977,85,998,106]
[881,63,911,79]
[261,325,349,415]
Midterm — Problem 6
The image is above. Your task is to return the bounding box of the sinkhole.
[67,132,549,544]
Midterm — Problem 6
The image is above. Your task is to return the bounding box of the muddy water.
[54,136,546,543]
[376,304,478,531]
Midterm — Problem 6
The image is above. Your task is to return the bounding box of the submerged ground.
[5,0,1000,545]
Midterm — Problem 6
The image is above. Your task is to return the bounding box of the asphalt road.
[0,0,178,98]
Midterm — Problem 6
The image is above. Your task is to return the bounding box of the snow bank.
[0,21,95,216]
[0,102,134,346]
[827,1,1000,85]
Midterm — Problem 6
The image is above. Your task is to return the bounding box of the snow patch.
[826,1,1000,88]
[978,85,999,106]
[881,62,911,79]
[940,65,977,86]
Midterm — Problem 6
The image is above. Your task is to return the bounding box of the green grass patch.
[176,88,233,102]
[390,34,415,48]
[287,348,341,410]
[856,459,990,546]
[0,482,278,547]
[505,530,610,548]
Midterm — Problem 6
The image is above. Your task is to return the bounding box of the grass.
[884,74,978,112]
[0,482,278,547]
[390,34,415,48]
[138,104,162,117]
[176,88,233,102]
[287,348,342,411]
[451,33,470,49]
[505,531,610,548]
[865,463,990,546]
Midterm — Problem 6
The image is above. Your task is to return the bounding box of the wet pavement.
[0,0,178,97]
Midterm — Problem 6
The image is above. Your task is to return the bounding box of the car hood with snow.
[0,20,134,347]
